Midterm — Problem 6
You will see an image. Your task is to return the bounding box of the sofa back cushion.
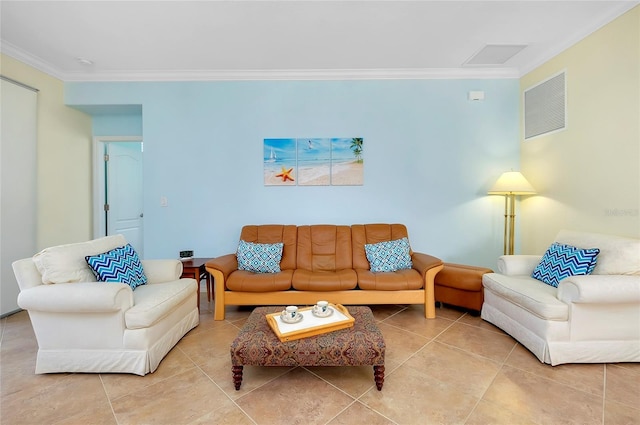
[352,224,411,270]
[33,234,127,284]
[554,230,640,275]
[296,225,352,271]
[239,225,297,270]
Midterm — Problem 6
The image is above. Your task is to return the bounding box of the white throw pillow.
[33,234,127,284]
[554,230,640,275]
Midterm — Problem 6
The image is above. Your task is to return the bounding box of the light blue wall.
[93,114,142,136]
[66,79,520,268]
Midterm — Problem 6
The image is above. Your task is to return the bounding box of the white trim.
[519,2,639,76]
[60,67,520,81]
[92,136,143,240]
[0,41,65,81]
[0,44,518,80]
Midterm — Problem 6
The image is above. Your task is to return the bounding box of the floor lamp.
[488,171,536,255]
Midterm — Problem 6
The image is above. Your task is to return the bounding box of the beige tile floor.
[1,297,639,425]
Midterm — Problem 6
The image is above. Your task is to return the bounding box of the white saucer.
[312,307,334,318]
[280,312,303,324]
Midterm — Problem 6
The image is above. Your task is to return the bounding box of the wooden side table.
[180,258,213,310]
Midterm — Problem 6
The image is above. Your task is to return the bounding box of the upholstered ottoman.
[435,263,493,315]
[230,306,385,390]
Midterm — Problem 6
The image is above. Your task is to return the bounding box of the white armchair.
[12,235,199,375]
[481,230,640,365]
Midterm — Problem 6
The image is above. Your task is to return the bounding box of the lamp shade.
[488,171,536,195]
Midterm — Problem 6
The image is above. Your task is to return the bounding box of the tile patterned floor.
[1,297,639,425]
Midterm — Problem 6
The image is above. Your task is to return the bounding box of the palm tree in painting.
[350,138,363,163]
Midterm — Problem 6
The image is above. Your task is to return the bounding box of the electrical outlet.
[160,196,168,207]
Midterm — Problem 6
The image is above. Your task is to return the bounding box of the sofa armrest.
[17,282,134,313]
[411,252,443,275]
[206,254,239,281]
[497,255,542,276]
[142,259,183,283]
[557,275,640,304]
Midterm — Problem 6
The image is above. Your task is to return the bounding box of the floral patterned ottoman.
[230,306,385,390]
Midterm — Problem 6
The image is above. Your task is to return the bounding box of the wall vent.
[524,71,566,140]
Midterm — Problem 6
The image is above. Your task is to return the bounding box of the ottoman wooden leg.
[374,365,385,390]
[232,365,244,390]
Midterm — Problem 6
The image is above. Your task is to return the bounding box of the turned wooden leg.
[374,365,385,390]
[232,365,244,390]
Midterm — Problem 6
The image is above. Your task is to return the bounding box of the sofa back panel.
[296,225,353,271]
[352,224,410,270]
[239,225,297,270]
[554,230,640,276]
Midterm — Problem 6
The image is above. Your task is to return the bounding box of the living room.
[1,2,638,424]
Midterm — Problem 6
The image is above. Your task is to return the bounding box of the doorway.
[93,136,144,257]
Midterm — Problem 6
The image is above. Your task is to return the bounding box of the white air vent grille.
[524,72,566,140]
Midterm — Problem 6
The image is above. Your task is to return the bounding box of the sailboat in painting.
[266,147,277,162]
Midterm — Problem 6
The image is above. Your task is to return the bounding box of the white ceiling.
[1,1,638,81]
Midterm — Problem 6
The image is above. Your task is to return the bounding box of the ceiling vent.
[463,44,528,66]
[524,71,566,140]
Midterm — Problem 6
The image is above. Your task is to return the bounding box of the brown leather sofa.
[206,224,444,320]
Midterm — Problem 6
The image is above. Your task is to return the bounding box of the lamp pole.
[489,171,536,256]
[507,192,516,255]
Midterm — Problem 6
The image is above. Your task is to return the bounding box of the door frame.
[92,136,143,239]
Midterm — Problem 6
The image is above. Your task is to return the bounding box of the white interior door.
[106,142,144,256]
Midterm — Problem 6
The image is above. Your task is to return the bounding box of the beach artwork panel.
[264,138,297,186]
[297,138,331,186]
[264,138,364,186]
[331,138,363,186]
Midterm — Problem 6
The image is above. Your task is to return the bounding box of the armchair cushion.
[236,240,283,273]
[126,279,196,329]
[364,237,413,272]
[531,242,600,287]
[85,244,147,290]
[33,234,127,284]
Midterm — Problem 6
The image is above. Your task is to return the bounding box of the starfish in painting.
[276,166,295,182]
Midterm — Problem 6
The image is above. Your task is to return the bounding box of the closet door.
[1,77,37,316]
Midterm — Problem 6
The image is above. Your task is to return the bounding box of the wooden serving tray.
[266,304,355,342]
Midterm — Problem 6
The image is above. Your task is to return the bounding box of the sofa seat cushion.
[292,269,357,291]
[125,279,195,329]
[483,273,568,321]
[356,268,423,290]
[226,270,293,292]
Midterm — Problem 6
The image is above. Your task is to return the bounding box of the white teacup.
[315,300,329,314]
[283,305,298,320]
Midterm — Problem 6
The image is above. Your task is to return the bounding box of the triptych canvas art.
[264,138,364,186]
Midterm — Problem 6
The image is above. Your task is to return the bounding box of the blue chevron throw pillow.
[85,244,147,290]
[365,237,413,272]
[531,242,600,287]
[237,240,283,273]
